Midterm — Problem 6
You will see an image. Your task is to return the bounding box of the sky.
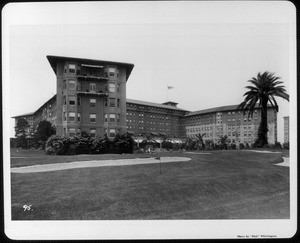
[3,1,295,142]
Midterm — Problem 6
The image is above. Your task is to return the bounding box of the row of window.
[63,112,120,123]
[67,127,118,138]
[63,96,120,108]
[63,80,120,93]
[64,64,117,77]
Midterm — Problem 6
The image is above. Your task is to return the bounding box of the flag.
[167,86,174,90]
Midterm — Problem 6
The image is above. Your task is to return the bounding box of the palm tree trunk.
[257,99,269,146]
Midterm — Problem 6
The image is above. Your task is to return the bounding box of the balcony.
[77,74,108,81]
[77,89,108,96]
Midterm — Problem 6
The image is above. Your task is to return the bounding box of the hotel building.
[283,116,289,143]
[46,55,134,138]
[13,55,278,145]
[183,105,277,144]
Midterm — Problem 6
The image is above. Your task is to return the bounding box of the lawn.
[10,149,289,220]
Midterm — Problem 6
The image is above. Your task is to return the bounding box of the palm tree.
[195,133,206,150]
[237,72,289,147]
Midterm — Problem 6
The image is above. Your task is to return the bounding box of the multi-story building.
[12,95,57,138]
[12,55,278,146]
[183,104,277,144]
[46,55,134,138]
[126,99,189,138]
[283,116,289,143]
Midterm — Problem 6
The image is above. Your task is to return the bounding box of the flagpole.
[167,85,169,101]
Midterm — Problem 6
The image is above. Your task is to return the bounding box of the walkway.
[11,156,191,173]
[275,157,290,167]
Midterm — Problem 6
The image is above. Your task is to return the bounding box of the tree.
[14,118,29,148]
[237,72,289,147]
[34,120,56,149]
[195,133,205,150]
[218,135,229,150]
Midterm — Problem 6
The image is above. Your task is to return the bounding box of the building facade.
[183,105,277,144]
[283,116,289,143]
[47,55,134,138]
[13,55,278,145]
[126,99,189,139]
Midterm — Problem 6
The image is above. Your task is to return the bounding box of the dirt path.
[11,156,191,173]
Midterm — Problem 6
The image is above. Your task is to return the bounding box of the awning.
[81,64,103,68]
[159,132,167,136]
[127,131,135,135]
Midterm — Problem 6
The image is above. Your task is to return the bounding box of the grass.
[10,148,289,220]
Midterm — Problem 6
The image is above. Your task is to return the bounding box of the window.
[69,112,76,122]
[104,99,108,107]
[63,112,66,122]
[69,80,76,90]
[69,64,76,73]
[69,128,76,136]
[77,82,81,91]
[77,112,81,122]
[90,128,96,137]
[109,83,116,92]
[117,98,120,108]
[63,80,67,89]
[69,96,76,106]
[109,68,116,76]
[77,128,81,135]
[109,129,116,138]
[90,98,96,107]
[104,114,108,123]
[63,96,67,105]
[90,83,96,92]
[109,98,115,107]
[109,114,116,122]
[77,97,81,106]
[117,83,120,92]
[90,113,96,123]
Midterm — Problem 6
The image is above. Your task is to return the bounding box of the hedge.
[45,133,134,155]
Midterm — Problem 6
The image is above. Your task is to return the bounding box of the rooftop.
[12,112,35,118]
[126,99,189,112]
[47,55,134,80]
[185,103,267,117]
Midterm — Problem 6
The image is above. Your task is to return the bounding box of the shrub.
[283,142,289,150]
[45,146,55,155]
[274,142,282,149]
[162,141,173,150]
[45,135,69,155]
[262,144,269,149]
[230,143,237,150]
[73,135,92,154]
[268,143,275,149]
[91,134,111,154]
[239,143,245,149]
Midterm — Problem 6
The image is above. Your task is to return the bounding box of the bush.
[230,143,236,150]
[45,135,69,155]
[162,141,173,150]
[45,147,55,155]
[239,143,245,149]
[274,142,282,149]
[45,133,135,155]
[268,143,275,149]
[283,142,289,150]
[262,144,269,149]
